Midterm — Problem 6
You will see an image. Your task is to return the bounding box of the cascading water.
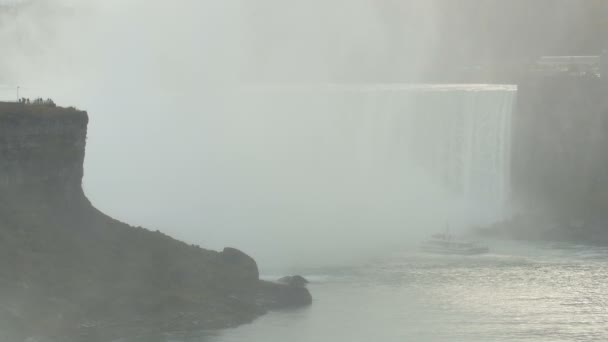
[401,85,517,224]
[327,85,517,223]
[229,84,516,260]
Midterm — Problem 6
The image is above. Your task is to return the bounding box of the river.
[129,241,608,342]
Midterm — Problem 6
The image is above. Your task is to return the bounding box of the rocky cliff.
[481,73,608,242]
[0,103,311,342]
[511,74,607,217]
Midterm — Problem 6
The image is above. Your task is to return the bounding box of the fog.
[0,0,603,270]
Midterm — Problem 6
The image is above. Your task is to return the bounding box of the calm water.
[135,241,608,342]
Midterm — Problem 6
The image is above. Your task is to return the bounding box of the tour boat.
[421,232,489,255]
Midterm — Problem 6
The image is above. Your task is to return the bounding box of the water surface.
[138,242,608,341]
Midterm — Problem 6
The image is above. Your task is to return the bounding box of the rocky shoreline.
[70,276,313,342]
[0,203,313,342]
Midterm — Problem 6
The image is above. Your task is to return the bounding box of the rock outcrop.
[0,102,312,342]
[277,275,309,287]
[258,280,313,309]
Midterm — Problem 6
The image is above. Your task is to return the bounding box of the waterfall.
[400,85,517,223]
[239,84,517,226]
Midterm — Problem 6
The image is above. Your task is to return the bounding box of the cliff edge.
[0,102,311,342]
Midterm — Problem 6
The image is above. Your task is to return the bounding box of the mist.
[0,0,445,271]
[5,1,608,341]
[1,0,602,270]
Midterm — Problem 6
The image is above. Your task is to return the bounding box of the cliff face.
[0,103,86,195]
[0,103,311,342]
[483,73,608,242]
[512,75,608,218]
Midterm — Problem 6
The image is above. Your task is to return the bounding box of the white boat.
[421,232,489,255]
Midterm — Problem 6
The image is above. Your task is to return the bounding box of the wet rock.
[277,275,309,287]
[257,280,313,309]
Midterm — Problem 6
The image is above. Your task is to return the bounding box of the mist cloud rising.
[1,1,494,270]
